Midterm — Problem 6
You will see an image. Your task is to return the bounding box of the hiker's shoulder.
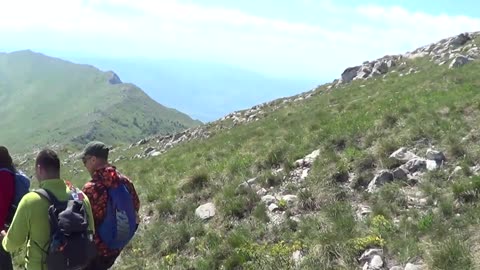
[0,169,14,179]
[117,170,134,183]
[18,191,47,206]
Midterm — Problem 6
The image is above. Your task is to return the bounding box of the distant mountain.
[0,50,201,152]
[64,57,318,122]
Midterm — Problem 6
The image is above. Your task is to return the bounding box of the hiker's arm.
[0,171,15,229]
[2,193,31,252]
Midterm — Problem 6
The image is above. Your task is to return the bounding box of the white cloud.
[1,0,479,80]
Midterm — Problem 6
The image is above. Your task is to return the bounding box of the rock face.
[195,203,216,220]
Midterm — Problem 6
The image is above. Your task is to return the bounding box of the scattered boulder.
[257,188,268,196]
[393,167,409,180]
[389,267,403,270]
[195,203,216,220]
[113,155,126,163]
[467,47,480,58]
[236,177,258,194]
[373,61,389,74]
[367,170,394,192]
[300,169,310,180]
[359,249,384,262]
[282,195,299,206]
[362,254,384,270]
[449,55,470,68]
[144,147,155,155]
[236,182,250,194]
[426,159,439,171]
[370,255,384,269]
[449,33,471,48]
[426,149,446,163]
[402,158,427,173]
[356,66,372,80]
[246,177,258,185]
[405,263,426,270]
[295,149,321,167]
[341,66,361,83]
[356,204,372,220]
[261,195,277,205]
[292,250,303,266]
[136,138,148,146]
[390,148,418,163]
[268,203,280,212]
[149,151,162,157]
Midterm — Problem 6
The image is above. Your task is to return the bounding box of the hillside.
[61,57,317,121]
[0,50,201,153]
[11,31,480,270]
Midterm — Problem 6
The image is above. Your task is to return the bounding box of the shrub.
[428,236,473,270]
[181,169,209,192]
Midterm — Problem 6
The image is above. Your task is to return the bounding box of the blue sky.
[1,0,479,82]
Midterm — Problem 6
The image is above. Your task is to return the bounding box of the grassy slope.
[9,39,480,269]
[0,50,200,153]
[94,51,480,269]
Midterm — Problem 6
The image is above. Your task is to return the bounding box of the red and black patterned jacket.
[82,165,140,258]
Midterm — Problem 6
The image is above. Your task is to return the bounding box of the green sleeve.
[83,193,95,234]
[2,193,32,252]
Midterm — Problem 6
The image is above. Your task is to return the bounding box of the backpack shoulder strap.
[34,189,59,205]
[0,168,14,174]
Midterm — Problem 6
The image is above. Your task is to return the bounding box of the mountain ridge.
[0,50,201,153]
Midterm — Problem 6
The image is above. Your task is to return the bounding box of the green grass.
[0,50,200,153]
[9,39,480,269]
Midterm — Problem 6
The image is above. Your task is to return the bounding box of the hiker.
[0,146,16,270]
[81,141,140,270]
[1,149,96,270]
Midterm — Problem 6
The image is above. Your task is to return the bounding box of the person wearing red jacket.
[0,146,15,270]
[81,141,140,270]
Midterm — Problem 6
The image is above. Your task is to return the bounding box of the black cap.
[81,141,109,159]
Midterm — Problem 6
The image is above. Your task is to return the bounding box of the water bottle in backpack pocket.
[98,183,138,249]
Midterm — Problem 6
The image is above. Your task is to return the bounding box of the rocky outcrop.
[335,32,480,86]
[449,55,471,68]
[131,126,211,159]
[218,90,317,126]
[367,148,447,193]
[367,170,394,193]
[106,71,122,84]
